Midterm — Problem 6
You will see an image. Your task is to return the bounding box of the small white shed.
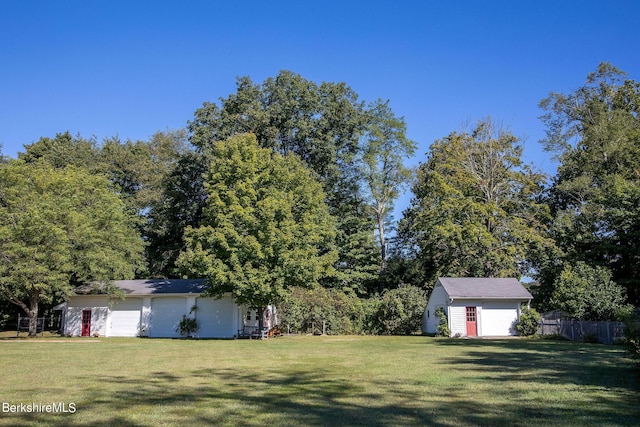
[422,277,532,337]
[60,279,278,338]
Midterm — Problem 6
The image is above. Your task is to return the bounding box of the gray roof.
[438,277,533,300]
[75,279,208,295]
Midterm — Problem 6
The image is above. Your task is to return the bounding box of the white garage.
[61,279,267,339]
[149,297,186,338]
[196,297,237,338]
[422,277,532,337]
[109,298,143,337]
[480,301,520,336]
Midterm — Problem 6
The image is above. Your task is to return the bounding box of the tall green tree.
[539,62,640,304]
[399,119,553,283]
[188,71,365,184]
[146,151,208,277]
[0,161,144,336]
[18,129,190,276]
[19,131,101,169]
[188,71,380,291]
[361,99,416,271]
[177,134,338,329]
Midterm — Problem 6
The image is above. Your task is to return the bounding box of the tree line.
[1,63,638,336]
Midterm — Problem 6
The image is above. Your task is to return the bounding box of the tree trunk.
[4,286,39,338]
[377,209,387,272]
[257,306,266,339]
[28,294,39,337]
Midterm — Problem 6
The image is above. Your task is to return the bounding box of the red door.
[466,306,477,337]
[81,310,92,337]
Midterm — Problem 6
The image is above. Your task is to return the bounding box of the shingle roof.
[75,279,208,295]
[438,277,533,300]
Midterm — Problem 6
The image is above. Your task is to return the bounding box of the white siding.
[422,285,447,334]
[65,296,108,337]
[480,301,519,336]
[449,300,482,337]
[109,298,143,337]
[195,296,237,338]
[149,297,188,338]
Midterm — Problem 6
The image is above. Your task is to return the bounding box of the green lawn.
[0,335,637,426]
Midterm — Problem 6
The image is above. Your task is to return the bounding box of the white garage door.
[149,297,187,338]
[196,297,235,338]
[481,302,519,336]
[110,298,142,337]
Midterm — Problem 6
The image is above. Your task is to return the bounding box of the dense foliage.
[435,308,450,337]
[278,285,425,335]
[624,314,640,363]
[0,161,144,335]
[373,285,426,335]
[399,118,554,284]
[2,65,639,336]
[549,262,631,321]
[539,63,640,305]
[177,134,337,324]
[515,307,541,336]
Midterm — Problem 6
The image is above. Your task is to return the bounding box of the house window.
[466,306,476,322]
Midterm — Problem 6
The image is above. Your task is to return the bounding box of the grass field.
[0,334,638,426]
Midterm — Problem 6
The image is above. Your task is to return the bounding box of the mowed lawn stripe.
[0,336,637,426]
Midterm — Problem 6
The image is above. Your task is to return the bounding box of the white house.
[422,277,532,337]
[59,279,278,338]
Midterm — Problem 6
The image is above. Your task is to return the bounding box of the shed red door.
[466,306,477,337]
[81,310,92,337]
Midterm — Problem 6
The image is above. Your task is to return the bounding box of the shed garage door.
[196,297,235,338]
[481,302,519,336]
[149,297,186,338]
[110,298,142,337]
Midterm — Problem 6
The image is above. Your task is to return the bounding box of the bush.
[374,285,426,335]
[435,307,450,337]
[515,307,541,336]
[279,287,369,335]
[279,285,427,336]
[624,313,640,364]
[583,333,599,344]
[177,315,198,337]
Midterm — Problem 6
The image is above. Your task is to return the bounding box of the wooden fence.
[538,312,625,344]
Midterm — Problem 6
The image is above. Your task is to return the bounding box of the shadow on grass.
[5,338,640,426]
[434,338,639,390]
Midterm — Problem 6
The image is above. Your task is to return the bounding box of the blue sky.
[1,1,639,216]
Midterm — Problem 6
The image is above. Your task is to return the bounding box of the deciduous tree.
[361,100,416,271]
[177,134,338,330]
[0,161,144,336]
[540,62,640,304]
[550,262,629,321]
[399,119,553,282]
[188,71,380,290]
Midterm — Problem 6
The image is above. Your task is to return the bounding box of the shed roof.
[438,277,532,300]
[75,279,208,296]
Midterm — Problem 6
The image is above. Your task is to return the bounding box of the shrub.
[279,287,369,335]
[177,315,198,337]
[435,307,450,337]
[279,285,427,336]
[550,262,628,321]
[624,313,640,364]
[515,307,541,336]
[374,285,426,335]
[583,333,599,344]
